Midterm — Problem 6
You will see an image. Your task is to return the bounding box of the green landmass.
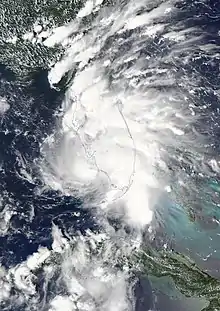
[0,0,84,77]
[138,248,220,311]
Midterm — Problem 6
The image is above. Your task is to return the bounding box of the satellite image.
[0,1,220,311]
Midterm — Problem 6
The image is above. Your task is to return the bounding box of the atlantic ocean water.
[0,1,220,311]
